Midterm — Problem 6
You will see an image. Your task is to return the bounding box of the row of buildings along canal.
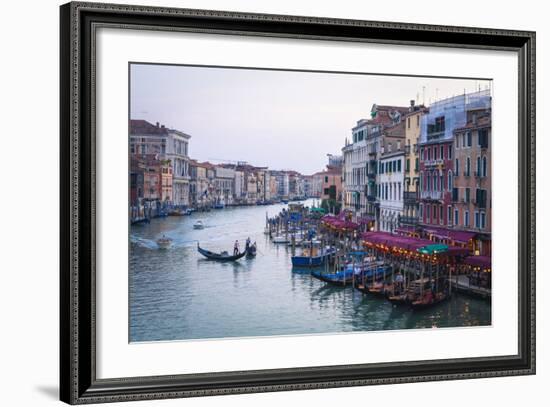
[130,89,491,266]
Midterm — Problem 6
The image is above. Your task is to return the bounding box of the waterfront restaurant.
[360,231,491,297]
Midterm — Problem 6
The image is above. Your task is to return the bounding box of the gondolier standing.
[234,240,240,255]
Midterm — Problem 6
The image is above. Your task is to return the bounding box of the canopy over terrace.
[463,255,492,272]
[423,226,477,245]
[321,213,359,231]
[360,231,469,261]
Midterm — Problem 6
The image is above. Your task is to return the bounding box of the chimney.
[409,99,415,111]
[161,124,165,129]
[472,112,478,125]
[156,122,159,128]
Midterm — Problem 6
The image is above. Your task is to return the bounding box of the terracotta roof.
[130,119,169,135]
[316,168,341,176]
[197,161,215,169]
[374,105,410,113]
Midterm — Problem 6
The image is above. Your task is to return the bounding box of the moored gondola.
[197,243,247,261]
[311,269,354,286]
[410,291,449,310]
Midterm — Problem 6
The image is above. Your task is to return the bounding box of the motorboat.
[156,235,172,250]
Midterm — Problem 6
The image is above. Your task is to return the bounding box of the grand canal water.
[129,199,491,342]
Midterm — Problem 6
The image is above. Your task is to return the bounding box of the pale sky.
[130,64,491,175]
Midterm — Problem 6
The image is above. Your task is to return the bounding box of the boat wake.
[130,235,201,249]
[129,236,158,249]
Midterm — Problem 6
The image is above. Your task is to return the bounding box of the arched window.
[454,158,459,175]
[476,156,481,176]
[426,174,430,191]
[448,170,453,191]
[482,156,487,177]
[466,157,471,176]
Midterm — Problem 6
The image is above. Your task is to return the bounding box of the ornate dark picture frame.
[60,2,535,404]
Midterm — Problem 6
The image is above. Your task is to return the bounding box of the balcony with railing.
[369,128,381,139]
[424,158,445,168]
[420,190,443,200]
[398,215,419,226]
[403,191,418,204]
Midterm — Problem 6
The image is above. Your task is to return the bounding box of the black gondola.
[197,243,247,261]
[246,246,257,258]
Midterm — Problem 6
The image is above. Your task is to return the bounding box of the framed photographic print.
[60,1,536,404]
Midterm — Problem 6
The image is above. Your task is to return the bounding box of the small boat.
[197,243,247,261]
[193,220,205,229]
[246,245,257,258]
[311,268,355,286]
[168,208,192,216]
[387,292,412,306]
[410,291,448,310]
[366,281,392,296]
[156,235,172,249]
[387,278,431,306]
[291,246,335,267]
[272,235,290,244]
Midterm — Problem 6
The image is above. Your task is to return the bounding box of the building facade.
[378,151,405,232]
[214,166,235,205]
[130,119,192,206]
[342,119,368,216]
[418,90,491,232]
[320,169,342,204]
[452,107,492,255]
[400,102,427,228]
[189,160,214,208]
[166,128,191,206]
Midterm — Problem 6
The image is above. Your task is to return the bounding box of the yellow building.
[401,102,427,227]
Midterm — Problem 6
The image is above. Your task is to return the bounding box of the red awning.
[357,216,375,225]
[394,226,417,235]
[463,255,491,270]
[321,214,358,230]
[423,227,477,244]
[361,231,469,257]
